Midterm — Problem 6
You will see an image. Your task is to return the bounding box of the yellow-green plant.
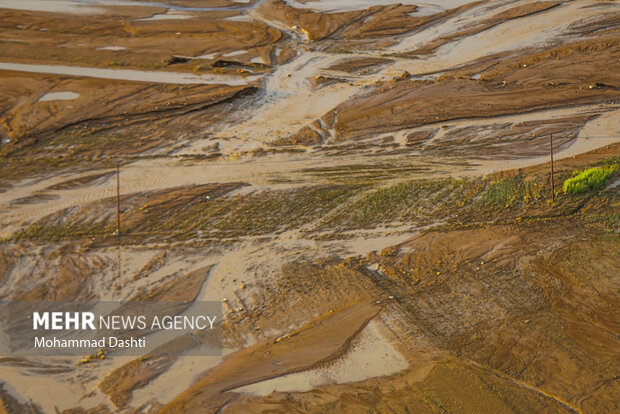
[563,164,618,194]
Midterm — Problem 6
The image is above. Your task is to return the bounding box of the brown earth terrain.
[0,0,618,413]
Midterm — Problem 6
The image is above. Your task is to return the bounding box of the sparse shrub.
[563,164,618,194]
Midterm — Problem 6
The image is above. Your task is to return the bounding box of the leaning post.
[550,134,555,202]
[116,163,121,235]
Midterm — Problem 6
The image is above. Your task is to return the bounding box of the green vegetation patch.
[325,178,486,229]
[482,176,542,208]
[14,185,362,243]
[14,222,110,242]
[342,180,447,227]
[563,164,618,194]
[154,184,361,238]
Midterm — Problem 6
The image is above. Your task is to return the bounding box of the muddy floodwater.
[0,62,258,85]
[0,0,618,413]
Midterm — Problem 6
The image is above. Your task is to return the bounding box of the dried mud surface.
[0,0,619,413]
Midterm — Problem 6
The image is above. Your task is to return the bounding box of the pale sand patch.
[232,319,408,396]
[0,0,104,14]
[0,62,258,85]
[138,9,193,20]
[96,46,127,51]
[38,91,80,102]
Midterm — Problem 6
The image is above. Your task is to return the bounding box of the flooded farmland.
[0,0,618,413]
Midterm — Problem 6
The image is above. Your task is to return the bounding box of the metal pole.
[550,134,554,202]
[116,163,121,235]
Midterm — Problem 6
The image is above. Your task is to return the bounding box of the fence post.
[550,134,554,202]
[116,163,121,235]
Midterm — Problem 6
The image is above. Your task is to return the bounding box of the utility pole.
[550,134,555,202]
[116,163,121,235]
